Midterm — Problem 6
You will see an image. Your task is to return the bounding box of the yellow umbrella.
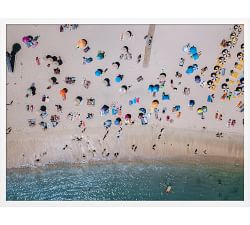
[197,108,203,114]
[77,39,87,49]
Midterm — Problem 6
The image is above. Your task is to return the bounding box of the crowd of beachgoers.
[6,24,244,163]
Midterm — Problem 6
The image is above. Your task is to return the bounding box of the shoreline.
[7,155,244,171]
[7,126,243,169]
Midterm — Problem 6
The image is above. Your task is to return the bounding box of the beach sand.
[6,24,244,168]
[7,126,243,168]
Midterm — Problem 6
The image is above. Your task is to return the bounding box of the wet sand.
[7,126,243,168]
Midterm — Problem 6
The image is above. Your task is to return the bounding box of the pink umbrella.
[22,36,30,44]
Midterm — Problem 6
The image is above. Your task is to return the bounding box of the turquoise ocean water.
[7,160,243,201]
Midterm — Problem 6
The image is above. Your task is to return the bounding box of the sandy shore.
[6,24,244,168]
[7,126,243,168]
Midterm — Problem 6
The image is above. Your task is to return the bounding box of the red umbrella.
[125,114,131,119]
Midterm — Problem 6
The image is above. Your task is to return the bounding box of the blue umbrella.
[101,105,109,115]
[148,85,154,93]
[153,84,160,92]
[139,108,146,114]
[202,106,208,113]
[192,53,199,60]
[189,46,197,55]
[86,57,93,63]
[174,105,181,111]
[162,93,170,100]
[193,64,198,71]
[195,75,201,83]
[97,52,105,60]
[112,107,118,115]
[115,75,123,83]
[186,66,194,74]
[114,117,121,125]
[207,95,213,102]
[95,69,103,77]
[189,100,195,107]
[104,120,112,128]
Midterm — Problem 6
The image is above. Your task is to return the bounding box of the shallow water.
[7,160,244,201]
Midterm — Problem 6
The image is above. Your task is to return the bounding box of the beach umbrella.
[101,105,109,111]
[77,39,87,49]
[221,83,228,89]
[235,86,242,92]
[75,96,83,104]
[214,65,221,72]
[27,35,34,41]
[139,108,146,114]
[174,105,181,111]
[112,61,120,69]
[207,80,213,86]
[114,117,122,125]
[22,36,30,44]
[189,46,197,55]
[193,64,198,71]
[191,53,199,60]
[207,95,213,102]
[101,105,109,115]
[218,56,226,64]
[162,93,170,100]
[60,88,68,95]
[159,73,166,81]
[40,105,46,112]
[49,77,57,85]
[153,84,160,93]
[125,30,133,38]
[86,57,93,63]
[237,52,244,61]
[189,100,195,107]
[120,85,128,93]
[115,75,123,83]
[104,120,112,128]
[103,78,110,86]
[95,69,103,77]
[111,106,118,115]
[202,106,208,113]
[151,100,159,109]
[138,112,144,119]
[195,75,201,83]
[183,44,190,53]
[11,43,21,55]
[197,108,203,115]
[186,65,194,74]
[148,85,154,93]
[222,49,231,58]
[125,114,131,119]
[122,46,129,53]
[97,52,105,60]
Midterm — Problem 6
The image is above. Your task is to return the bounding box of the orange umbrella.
[60,88,68,100]
[77,39,87,49]
[151,100,159,109]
